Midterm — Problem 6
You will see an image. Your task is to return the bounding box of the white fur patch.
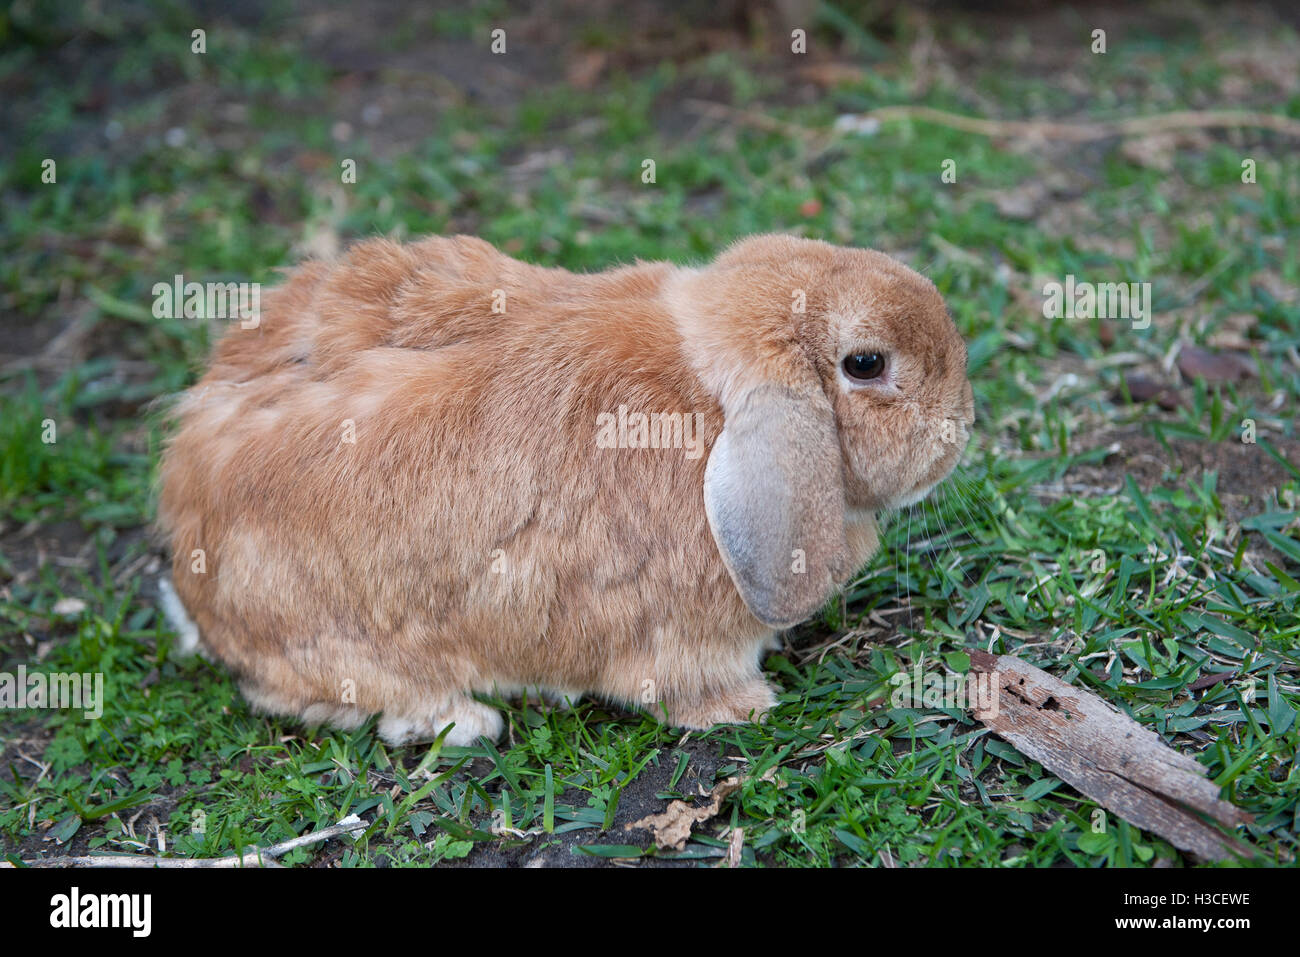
[378,699,504,747]
[158,576,202,657]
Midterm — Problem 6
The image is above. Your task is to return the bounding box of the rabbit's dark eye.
[843,353,886,382]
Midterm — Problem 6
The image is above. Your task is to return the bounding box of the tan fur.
[157,234,973,745]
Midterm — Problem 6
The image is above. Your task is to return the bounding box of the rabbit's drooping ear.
[704,382,852,628]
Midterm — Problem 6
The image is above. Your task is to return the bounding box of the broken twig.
[968,651,1254,862]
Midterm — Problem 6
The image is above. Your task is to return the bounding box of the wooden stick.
[968,651,1255,862]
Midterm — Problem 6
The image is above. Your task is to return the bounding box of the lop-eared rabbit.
[159,234,973,745]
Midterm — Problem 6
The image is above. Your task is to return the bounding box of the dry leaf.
[722,827,744,868]
[1177,344,1254,384]
[989,181,1049,220]
[1205,313,1258,351]
[625,776,741,851]
[1120,130,1210,171]
[1118,374,1185,410]
[798,63,868,88]
[1120,133,1178,172]
[565,50,607,90]
[1097,320,1120,349]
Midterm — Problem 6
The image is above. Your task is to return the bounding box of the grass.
[1,1,1298,867]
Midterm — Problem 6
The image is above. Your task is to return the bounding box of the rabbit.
[157,233,974,746]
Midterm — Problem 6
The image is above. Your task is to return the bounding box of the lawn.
[1,1,1297,867]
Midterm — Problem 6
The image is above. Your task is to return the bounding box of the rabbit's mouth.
[884,438,967,510]
[885,481,941,511]
[842,450,955,512]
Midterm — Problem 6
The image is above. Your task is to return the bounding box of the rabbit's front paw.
[666,679,777,730]
[378,697,504,747]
